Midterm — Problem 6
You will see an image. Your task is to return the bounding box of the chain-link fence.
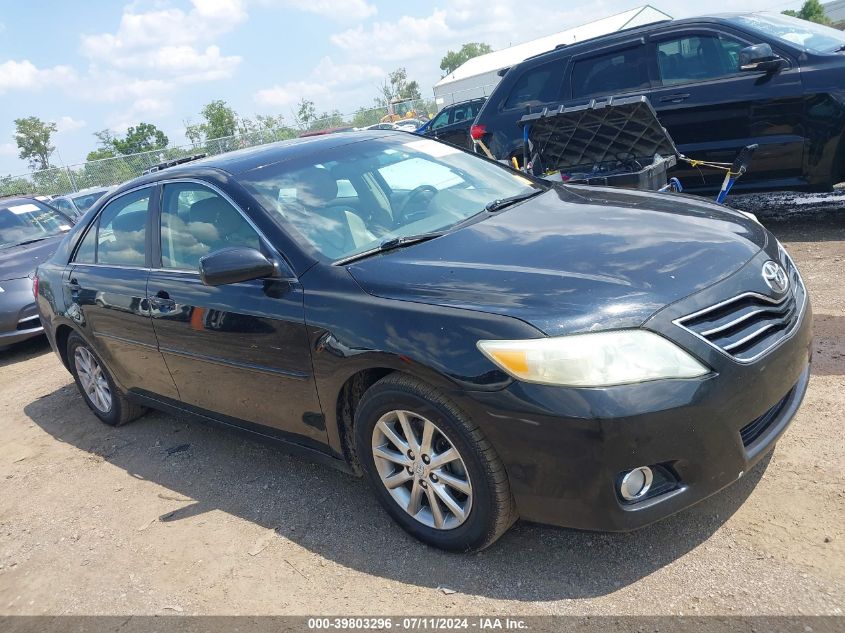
[1,99,435,198]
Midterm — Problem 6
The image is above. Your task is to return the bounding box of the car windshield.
[71,190,108,214]
[238,135,545,262]
[729,13,845,54]
[0,199,71,248]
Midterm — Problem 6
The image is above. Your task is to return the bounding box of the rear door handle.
[659,93,690,104]
[65,278,81,292]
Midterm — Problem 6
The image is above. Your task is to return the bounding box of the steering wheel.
[395,185,438,225]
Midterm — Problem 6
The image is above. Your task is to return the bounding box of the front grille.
[675,254,805,363]
[740,387,793,447]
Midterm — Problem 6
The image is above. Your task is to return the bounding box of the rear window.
[504,62,562,109]
[571,46,650,99]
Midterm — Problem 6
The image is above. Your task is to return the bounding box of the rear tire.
[354,373,517,551]
[67,332,146,427]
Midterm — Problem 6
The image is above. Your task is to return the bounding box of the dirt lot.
[0,205,843,617]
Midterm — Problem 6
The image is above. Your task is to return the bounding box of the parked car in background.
[394,118,426,132]
[51,186,115,218]
[0,196,74,349]
[365,122,402,131]
[37,132,810,551]
[418,98,486,149]
[364,120,425,132]
[472,12,845,192]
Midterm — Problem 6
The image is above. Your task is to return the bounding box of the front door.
[66,186,179,399]
[146,180,325,446]
[647,28,805,190]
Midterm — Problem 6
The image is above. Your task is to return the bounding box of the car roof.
[0,195,41,205]
[521,13,758,65]
[112,130,404,192]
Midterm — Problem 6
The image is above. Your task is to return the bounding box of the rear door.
[67,186,179,399]
[646,26,805,189]
[146,179,326,445]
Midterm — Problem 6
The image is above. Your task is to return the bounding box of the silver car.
[0,196,74,349]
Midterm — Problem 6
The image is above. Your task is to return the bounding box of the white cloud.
[0,60,76,94]
[0,142,17,157]
[107,97,174,132]
[80,0,246,80]
[254,56,384,107]
[55,116,87,133]
[330,10,452,60]
[258,0,376,21]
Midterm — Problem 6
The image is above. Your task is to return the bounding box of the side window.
[430,109,450,130]
[504,61,562,109]
[53,198,75,216]
[451,103,472,124]
[74,224,97,264]
[656,34,745,86]
[96,188,151,266]
[159,182,261,271]
[571,46,650,99]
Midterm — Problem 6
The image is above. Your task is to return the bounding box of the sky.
[0,0,806,175]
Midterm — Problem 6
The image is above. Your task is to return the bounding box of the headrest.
[292,167,338,206]
[188,196,244,234]
[111,210,146,233]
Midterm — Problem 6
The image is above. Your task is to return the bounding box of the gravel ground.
[0,204,843,617]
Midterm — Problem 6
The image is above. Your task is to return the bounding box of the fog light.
[619,466,654,501]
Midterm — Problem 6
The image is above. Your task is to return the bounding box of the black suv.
[418,98,486,149]
[472,12,845,192]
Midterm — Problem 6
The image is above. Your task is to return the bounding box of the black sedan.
[35,132,811,551]
[0,196,74,349]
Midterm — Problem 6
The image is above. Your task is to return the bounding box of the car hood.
[347,186,768,336]
[0,234,66,282]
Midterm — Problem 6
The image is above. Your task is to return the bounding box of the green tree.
[310,110,346,131]
[111,123,169,154]
[183,100,239,143]
[295,98,317,129]
[351,106,384,128]
[379,68,423,103]
[440,42,493,76]
[13,116,57,170]
[783,0,832,24]
[200,100,238,140]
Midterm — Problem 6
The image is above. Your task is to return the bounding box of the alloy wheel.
[371,409,473,530]
[74,346,112,413]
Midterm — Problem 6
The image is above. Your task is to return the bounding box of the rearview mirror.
[199,247,277,286]
[739,43,782,73]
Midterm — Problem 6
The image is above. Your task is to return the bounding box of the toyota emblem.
[762,261,789,294]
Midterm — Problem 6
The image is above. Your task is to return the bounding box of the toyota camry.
[35,132,811,551]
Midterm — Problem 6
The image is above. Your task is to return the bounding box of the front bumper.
[454,251,813,532]
[0,277,43,349]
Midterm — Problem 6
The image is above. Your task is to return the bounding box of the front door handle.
[659,93,691,104]
[149,290,176,310]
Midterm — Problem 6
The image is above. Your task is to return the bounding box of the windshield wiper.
[12,237,50,247]
[484,189,544,212]
[335,232,444,265]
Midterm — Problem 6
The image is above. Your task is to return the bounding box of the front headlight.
[477,330,709,387]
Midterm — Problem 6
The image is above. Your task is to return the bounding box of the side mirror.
[739,43,782,73]
[199,247,278,286]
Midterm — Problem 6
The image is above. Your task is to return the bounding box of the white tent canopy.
[433,5,672,108]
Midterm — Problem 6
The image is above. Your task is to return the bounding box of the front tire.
[354,373,516,551]
[67,332,146,427]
